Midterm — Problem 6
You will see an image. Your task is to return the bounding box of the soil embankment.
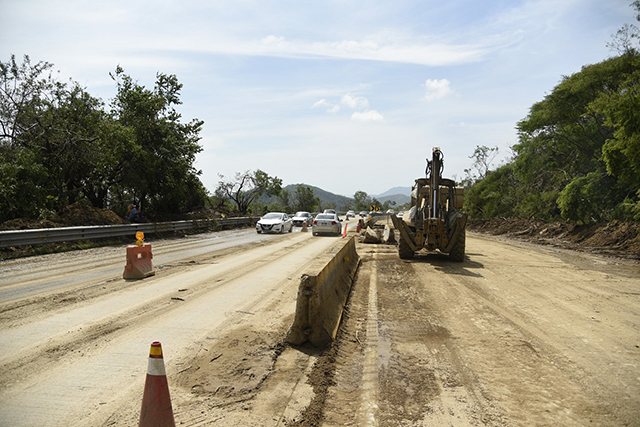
[468,218,640,260]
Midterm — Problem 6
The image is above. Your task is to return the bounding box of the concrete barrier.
[287,236,360,347]
[123,243,155,280]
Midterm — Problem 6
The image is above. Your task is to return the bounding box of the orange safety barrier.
[123,243,155,280]
[139,341,175,427]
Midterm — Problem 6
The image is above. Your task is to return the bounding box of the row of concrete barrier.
[286,236,361,347]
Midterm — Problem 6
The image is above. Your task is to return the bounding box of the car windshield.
[262,213,283,220]
[294,212,309,217]
[316,214,334,220]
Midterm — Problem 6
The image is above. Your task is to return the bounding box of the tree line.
[0,57,207,223]
[212,170,323,215]
[464,7,640,224]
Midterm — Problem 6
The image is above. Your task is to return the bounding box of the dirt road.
[317,234,640,427]
[0,227,638,426]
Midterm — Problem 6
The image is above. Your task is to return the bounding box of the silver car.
[291,211,314,227]
[312,213,342,236]
[256,212,293,234]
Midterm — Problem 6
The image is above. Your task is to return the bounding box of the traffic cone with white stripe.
[139,341,175,427]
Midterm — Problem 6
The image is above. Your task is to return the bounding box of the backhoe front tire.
[398,234,414,260]
[448,229,466,262]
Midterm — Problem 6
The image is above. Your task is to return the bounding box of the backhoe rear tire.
[448,229,466,262]
[398,234,414,260]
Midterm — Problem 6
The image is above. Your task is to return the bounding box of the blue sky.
[0,0,635,197]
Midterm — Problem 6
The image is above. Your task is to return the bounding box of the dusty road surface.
[0,225,638,426]
[318,234,640,427]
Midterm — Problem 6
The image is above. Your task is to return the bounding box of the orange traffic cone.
[139,341,175,427]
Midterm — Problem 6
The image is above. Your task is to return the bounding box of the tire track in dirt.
[312,233,638,426]
[0,229,274,302]
[405,235,640,426]
[356,253,380,426]
[0,231,347,426]
[0,233,313,388]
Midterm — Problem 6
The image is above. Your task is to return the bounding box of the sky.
[1,0,636,197]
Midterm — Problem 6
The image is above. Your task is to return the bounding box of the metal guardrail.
[0,217,257,248]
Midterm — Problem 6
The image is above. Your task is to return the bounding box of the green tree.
[1,55,56,220]
[0,146,50,221]
[353,190,371,211]
[380,200,397,212]
[1,55,108,213]
[216,169,282,215]
[465,163,519,219]
[464,2,640,223]
[556,171,625,223]
[513,53,640,221]
[464,145,499,183]
[28,83,106,210]
[109,67,206,214]
[293,185,319,212]
[277,188,291,213]
[0,55,57,145]
[0,57,208,221]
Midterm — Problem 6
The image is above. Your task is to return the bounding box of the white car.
[312,213,342,236]
[256,212,293,234]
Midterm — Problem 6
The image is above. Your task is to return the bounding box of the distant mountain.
[259,183,354,211]
[373,186,412,198]
[285,184,353,210]
[372,186,412,207]
[377,193,411,206]
[261,183,414,211]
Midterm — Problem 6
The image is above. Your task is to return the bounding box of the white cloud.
[424,79,453,101]
[351,110,384,122]
[262,35,286,45]
[312,98,340,113]
[244,31,496,66]
[313,93,373,115]
[312,99,331,109]
[341,93,369,110]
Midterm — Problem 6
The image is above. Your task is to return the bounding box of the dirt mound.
[468,218,640,260]
[52,203,128,227]
[0,203,127,231]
